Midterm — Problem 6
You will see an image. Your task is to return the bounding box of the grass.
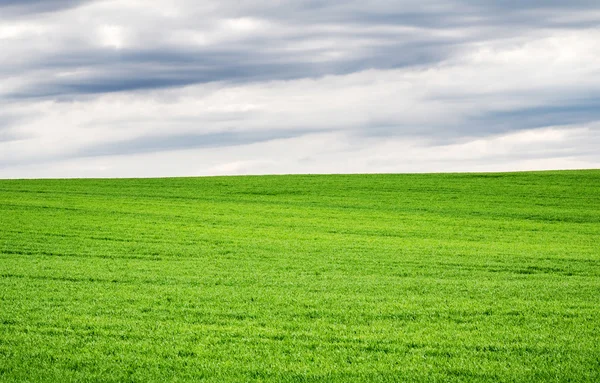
[0,170,599,382]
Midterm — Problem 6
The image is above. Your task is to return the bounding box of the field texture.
[1,171,599,382]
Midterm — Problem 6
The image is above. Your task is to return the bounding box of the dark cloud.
[7,38,453,98]
[456,1,600,30]
[234,0,600,29]
[472,100,600,133]
[464,0,600,9]
[348,95,600,145]
[3,0,599,99]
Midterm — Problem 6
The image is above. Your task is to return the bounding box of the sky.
[1,0,600,178]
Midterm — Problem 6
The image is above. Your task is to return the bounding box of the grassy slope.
[0,170,599,382]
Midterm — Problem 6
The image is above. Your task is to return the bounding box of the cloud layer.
[1,0,599,177]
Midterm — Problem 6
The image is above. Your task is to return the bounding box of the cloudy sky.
[1,0,600,178]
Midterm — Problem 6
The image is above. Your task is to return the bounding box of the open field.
[1,170,599,382]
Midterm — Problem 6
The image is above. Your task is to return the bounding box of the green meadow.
[0,170,599,382]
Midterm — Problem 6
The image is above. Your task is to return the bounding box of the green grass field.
[1,170,599,382]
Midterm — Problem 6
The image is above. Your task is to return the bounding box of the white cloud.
[97,25,128,49]
[2,125,598,179]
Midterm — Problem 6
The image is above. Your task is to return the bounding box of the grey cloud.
[232,1,600,28]
[0,128,323,168]
[0,126,23,144]
[78,129,323,158]
[441,98,600,139]
[349,94,600,146]
[0,111,27,135]
[464,0,600,9]
[456,1,600,30]
[0,0,89,15]
[472,100,600,133]
[0,132,20,143]
[7,38,452,98]
[4,0,599,100]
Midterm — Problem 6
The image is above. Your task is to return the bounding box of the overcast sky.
[1,0,600,178]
